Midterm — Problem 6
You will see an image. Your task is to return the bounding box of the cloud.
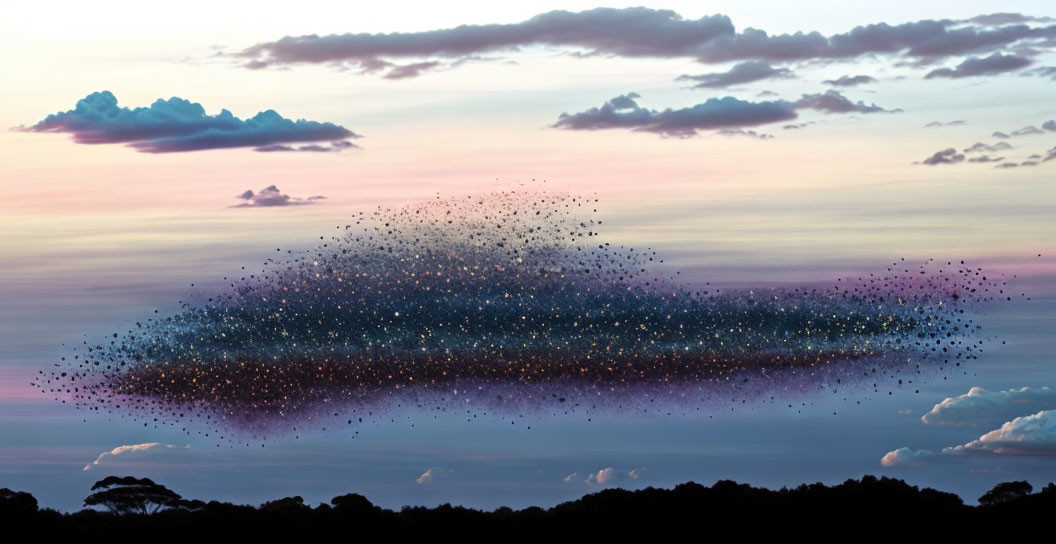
[552,93,797,138]
[232,185,326,208]
[1025,65,1056,79]
[919,148,965,165]
[1044,120,1056,131]
[996,162,1020,168]
[585,467,618,485]
[383,61,442,79]
[1044,146,1056,161]
[992,131,1010,138]
[716,128,774,139]
[553,90,894,137]
[237,8,1056,76]
[677,61,793,88]
[966,13,1054,26]
[1009,125,1044,136]
[21,91,360,153]
[562,473,578,483]
[926,120,967,127]
[582,467,643,484]
[880,447,936,467]
[256,140,359,153]
[83,443,189,471]
[964,141,1012,152]
[823,74,877,87]
[943,410,1056,455]
[793,90,898,113]
[922,386,1056,426]
[415,468,447,484]
[925,53,1032,79]
[967,155,1005,163]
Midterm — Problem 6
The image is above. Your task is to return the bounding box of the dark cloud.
[925,120,967,127]
[966,13,1054,26]
[920,148,965,165]
[383,61,442,79]
[1044,146,1056,161]
[793,90,899,113]
[995,162,1020,168]
[756,90,779,97]
[1043,120,1056,131]
[992,131,1010,138]
[552,93,797,137]
[964,141,1012,152]
[822,74,877,87]
[715,128,774,139]
[1025,65,1056,79]
[677,61,793,88]
[21,91,360,153]
[232,185,326,208]
[924,52,1032,79]
[967,155,1004,163]
[237,8,1056,77]
[782,122,814,129]
[1010,125,1044,136]
[554,90,895,137]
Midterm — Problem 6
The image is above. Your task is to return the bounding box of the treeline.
[2,475,1054,536]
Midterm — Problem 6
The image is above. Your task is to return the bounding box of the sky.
[1,1,1056,512]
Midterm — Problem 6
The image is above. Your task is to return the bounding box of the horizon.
[2,1,1055,514]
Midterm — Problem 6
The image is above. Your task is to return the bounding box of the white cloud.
[921,386,1056,426]
[628,468,643,479]
[880,447,935,467]
[415,468,436,484]
[562,472,578,483]
[944,410,1056,455]
[83,442,189,471]
[586,467,617,485]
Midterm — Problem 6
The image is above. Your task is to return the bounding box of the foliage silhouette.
[2,475,1055,536]
[978,481,1033,506]
[83,476,182,515]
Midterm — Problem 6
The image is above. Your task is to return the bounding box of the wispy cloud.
[231,185,326,208]
[925,53,1032,79]
[83,442,189,471]
[677,61,794,89]
[823,75,877,87]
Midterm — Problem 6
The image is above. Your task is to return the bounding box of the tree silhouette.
[978,481,1033,506]
[83,476,182,515]
[0,488,39,517]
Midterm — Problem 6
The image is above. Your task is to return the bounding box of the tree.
[0,488,39,517]
[84,476,182,515]
[978,481,1033,506]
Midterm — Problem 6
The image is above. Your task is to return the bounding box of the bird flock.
[34,191,1021,440]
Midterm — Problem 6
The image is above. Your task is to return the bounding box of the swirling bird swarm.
[35,192,1015,436]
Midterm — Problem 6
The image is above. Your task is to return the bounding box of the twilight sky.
[2,1,1055,511]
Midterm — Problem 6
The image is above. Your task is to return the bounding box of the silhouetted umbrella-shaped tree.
[84,476,182,515]
[978,481,1033,506]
